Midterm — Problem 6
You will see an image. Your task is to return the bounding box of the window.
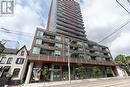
[36,31,43,37]
[84,43,88,47]
[86,55,91,60]
[16,58,24,64]
[64,38,69,43]
[91,56,96,60]
[64,45,68,50]
[78,48,83,51]
[12,68,20,78]
[32,47,40,54]
[6,57,13,64]
[77,41,82,46]
[54,50,61,56]
[0,57,7,64]
[35,39,42,45]
[96,57,102,61]
[55,36,61,41]
[65,53,71,58]
[55,43,62,48]
[21,51,25,56]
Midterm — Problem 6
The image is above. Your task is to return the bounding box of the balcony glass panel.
[54,50,61,56]
[55,43,62,48]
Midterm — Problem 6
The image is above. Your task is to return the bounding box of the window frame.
[0,57,7,64]
[6,57,13,64]
[12,68,20,78]
[16,58,24,64]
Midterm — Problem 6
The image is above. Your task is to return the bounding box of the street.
[47,77,130,87]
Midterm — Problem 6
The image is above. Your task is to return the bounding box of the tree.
[0,42,5,57]
[76,64,86,79]
[92,67,101,78]
[42,66,48,81]
[115,54,129,70]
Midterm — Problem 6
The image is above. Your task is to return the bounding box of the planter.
[0,77,10,86]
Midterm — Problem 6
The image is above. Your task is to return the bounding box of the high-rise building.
[25,0,118,83]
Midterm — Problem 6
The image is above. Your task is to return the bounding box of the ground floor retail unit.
[25,62,118,83]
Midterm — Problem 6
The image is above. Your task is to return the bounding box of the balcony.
[33,44,55,51]
[56,29,86,40]
[57,7,83,21]
[29,54,115,66]
[57,13,84,27]
[42,37,56,43]
[56,25,85,37]
[57,16,84,30]
[57,12,83,25]
[56,20,85,33]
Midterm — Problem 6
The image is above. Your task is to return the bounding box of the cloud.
[0,0,51,49]
[1,0,130,58]
[80,0,130,57]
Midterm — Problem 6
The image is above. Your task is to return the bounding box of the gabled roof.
[17,45,27,54]
[3,45,28,54]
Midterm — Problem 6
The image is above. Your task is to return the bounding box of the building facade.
[0,46,28,84]
[25,0,118,83]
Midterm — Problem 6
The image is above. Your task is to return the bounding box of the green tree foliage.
[76,64,86,79]
[42,66,48,81]
[115,54,129,70]
[92,67,101,77]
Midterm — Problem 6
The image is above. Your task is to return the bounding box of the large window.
[55,43,62,48]
[0,57,7,64]
[55,36,61,41]
[16,58,24,64]
[35,39,42,45]
[32,47,40,54]
[36,31,43,37]
[64,38,69,43]
[6,57,13,64]
[54,50,61,56]
[12,68,20,78]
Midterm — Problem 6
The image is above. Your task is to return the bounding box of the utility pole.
[68,42,71,84]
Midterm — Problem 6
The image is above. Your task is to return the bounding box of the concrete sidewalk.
[20,76,130,87]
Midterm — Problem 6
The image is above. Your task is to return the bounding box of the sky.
[0,0,130,58]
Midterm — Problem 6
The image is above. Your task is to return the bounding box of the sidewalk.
[9,76,130,87]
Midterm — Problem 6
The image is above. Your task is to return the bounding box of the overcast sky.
[0,0,130,58]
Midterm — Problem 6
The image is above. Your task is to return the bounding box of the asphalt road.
[48,77,130,87]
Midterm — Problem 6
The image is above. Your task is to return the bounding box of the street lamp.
[67,40,73,84]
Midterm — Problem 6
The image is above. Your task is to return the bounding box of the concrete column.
[102,67,107,77]
[72,66,75,80]
[60,64,62,80]
[25,62,34,84]
[50,64,54,81]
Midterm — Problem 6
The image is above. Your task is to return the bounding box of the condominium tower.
[25,0,118,83]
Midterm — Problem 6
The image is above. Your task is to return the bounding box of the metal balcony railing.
[29,54,115,66]
[57,13,84,27]
[56,20,85,33]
